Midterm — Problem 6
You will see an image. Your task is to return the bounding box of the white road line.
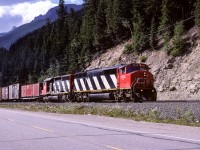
[107,145,123,150]
[2,109,200,144]
[6,119,15,122]
[31,126,53,133]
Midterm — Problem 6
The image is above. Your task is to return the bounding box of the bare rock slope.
[87,28,200,100]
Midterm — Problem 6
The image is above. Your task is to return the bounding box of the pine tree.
[159,0,172,44]
[132,10,146,52]
[195,0,200,28]
[94,0,106,49]
[56,0,68,59]
[150,17,157,49]
[106,0,113,36]
[112,0,121,38]
[81,0,97,54]
[170,22,185,56]
[56,0,66,19]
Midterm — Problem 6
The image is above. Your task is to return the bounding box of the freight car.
[2,86,9,101]
[21,83,42,101]
[0,63,157,102]
[0,87,2,101]
[9,84,20,101]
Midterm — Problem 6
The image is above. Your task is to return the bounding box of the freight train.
[0,63,157,102]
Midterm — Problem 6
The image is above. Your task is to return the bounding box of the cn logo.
[121,75,126,80]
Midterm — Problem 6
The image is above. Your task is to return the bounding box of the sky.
[0,0,83,33]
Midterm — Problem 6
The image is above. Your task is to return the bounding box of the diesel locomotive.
[0,63,157,102]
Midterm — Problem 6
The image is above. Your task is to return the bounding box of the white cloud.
[65,0,83,4]
[0,6,9,17]
[0,0,57,24]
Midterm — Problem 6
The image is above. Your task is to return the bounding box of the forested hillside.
[0,0,199,86]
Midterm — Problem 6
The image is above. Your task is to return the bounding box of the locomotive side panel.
[51,75,73,94]
[61,75,71,93]
[74,68,118,93]
[52,77,63,94]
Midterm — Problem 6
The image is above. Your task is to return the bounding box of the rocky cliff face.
[87,27,200,100]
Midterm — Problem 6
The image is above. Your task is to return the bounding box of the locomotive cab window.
[126,66,140,73]
[119,67,126,74]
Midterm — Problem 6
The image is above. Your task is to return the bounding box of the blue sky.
[0,0,83,33]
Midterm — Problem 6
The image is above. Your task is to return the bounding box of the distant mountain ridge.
[0,4,82,50]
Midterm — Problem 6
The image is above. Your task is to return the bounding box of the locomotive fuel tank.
[89,93,115,101]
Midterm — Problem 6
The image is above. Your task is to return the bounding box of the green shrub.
[140,56,147,62]
[124,44,134,53]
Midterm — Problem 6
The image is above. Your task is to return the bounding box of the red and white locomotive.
[0,63,157,102]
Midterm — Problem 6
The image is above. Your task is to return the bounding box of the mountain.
[0,33,5,37]
[0,4,82,50]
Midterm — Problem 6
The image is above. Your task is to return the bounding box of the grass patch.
[0,103,199,127]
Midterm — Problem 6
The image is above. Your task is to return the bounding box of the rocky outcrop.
[87,27,200,100]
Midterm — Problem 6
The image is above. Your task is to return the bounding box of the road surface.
[0,109,200,150]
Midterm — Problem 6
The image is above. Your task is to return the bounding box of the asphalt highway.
[0,109,200,150]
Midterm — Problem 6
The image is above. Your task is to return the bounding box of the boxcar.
[2,86,9,100]
[9,84,20,100]
[0,87,2,101]
[32,83,41,97]
[21,85,27,98]
[21,83,42,100]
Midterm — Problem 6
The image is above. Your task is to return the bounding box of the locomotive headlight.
[141,89,143,92]
[152,90,154,92]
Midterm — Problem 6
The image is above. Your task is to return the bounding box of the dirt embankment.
[87,27,200,100]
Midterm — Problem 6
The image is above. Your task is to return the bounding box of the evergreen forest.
[0,0,199,86]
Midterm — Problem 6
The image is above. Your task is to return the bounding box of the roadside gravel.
[1,101,200,119]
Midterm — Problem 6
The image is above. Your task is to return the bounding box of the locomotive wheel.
[124,97,130,103]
